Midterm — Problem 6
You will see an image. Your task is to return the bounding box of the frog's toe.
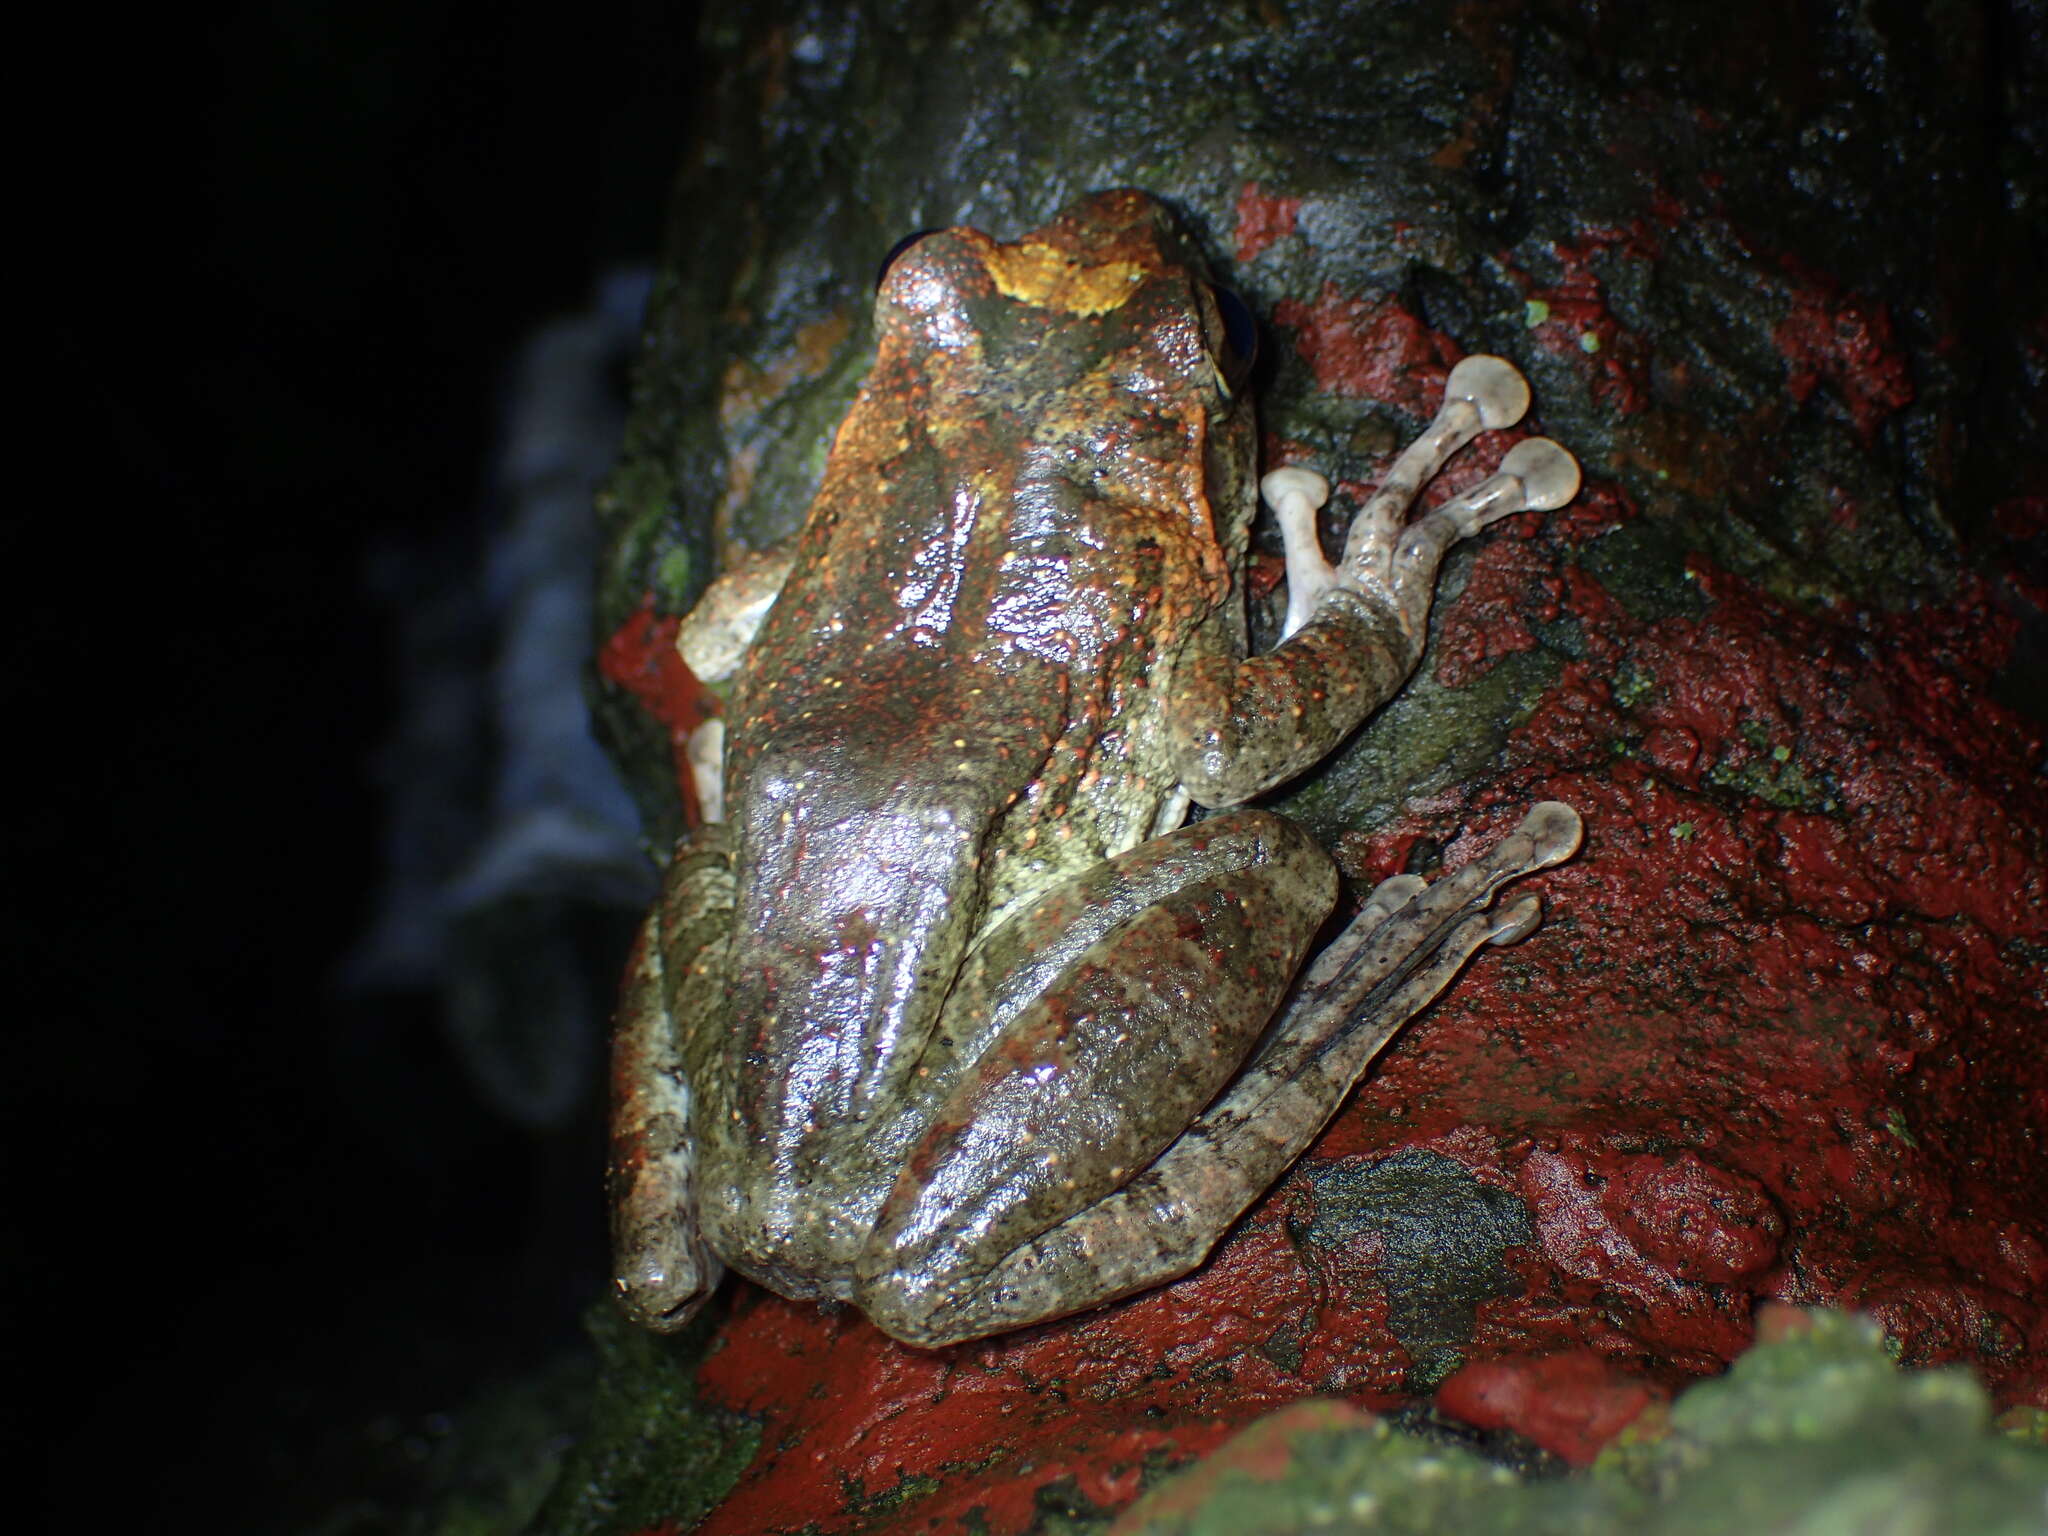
[1402,439,1585,545]
[1483,892,1544,946]
[1365,872,1427,910]
[1501,438,1582,511]
[1519,800,1585,866]
[854,1266,979,1348]
[612,1246,722,1334]
[1264,465,1338,638]
[1445,354,1531,430]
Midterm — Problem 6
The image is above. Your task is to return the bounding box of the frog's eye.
[1211,285,1259,393]
[876,229,943,290]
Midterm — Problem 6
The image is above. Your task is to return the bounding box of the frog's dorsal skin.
[733,197,1257,917]
[713,196,1256,1291]
[610,190,1585,1345]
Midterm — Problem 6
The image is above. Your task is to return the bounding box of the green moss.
[1611,661,1655,712]
[1125,1415,1527,1536]
[1113,1310,2048,1536]
[1704,737,1838,814]
[1999,1406,2048,1447]
[528,1304,759,1536]
[1274,645,1562,843]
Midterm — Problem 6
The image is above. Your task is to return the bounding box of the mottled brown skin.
[610,191,1581,1346]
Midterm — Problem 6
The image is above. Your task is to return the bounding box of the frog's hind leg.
[860,801,1580,1347]
[608,825,735,1332]
[849,808,1339,1342]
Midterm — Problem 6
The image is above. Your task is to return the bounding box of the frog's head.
[868,190,1260,603]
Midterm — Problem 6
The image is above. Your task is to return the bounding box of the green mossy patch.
[1112,1310,2048,1536]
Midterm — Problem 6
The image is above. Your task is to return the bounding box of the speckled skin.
[609,191,1579,1347]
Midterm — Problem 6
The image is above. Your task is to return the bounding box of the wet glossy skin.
[609,190,1582,1347]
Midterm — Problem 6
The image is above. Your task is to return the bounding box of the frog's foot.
[1265,355,1580,641]
[609,946,726,1332]
[856,801,1582,1347]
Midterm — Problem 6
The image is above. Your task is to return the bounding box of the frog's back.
[696,190,1255,1292]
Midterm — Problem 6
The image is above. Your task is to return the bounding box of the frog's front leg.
[1168,355,1579,807]
[853,803,1581,1347]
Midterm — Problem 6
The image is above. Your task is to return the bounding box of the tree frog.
[609,189,1583,1348]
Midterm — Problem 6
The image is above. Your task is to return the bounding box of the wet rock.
[580,0,2046,1529]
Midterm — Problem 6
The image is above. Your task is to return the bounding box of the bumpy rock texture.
[577,0,2046,1531]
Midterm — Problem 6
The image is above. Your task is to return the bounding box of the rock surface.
[577,1,2046,1530]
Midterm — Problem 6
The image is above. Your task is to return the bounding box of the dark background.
[24,4,699,1524]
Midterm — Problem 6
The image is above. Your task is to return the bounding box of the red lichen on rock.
[1432,480,1638,690]
[1270,286,1462,417]
[1435,1349,1667,1466]
[597,593,715,821]
[1366,553,2044,1390]
[1233,182,1301,266]
[1510,1143,1761,1369]
[1433,533,1564,689]
[688,1217,1401,1536]
[1603,1150,1784,1284]
[1499,226,1657,414]
[1546,478,1639,548]
[1989,496,2047,615]
[1993,496,2047,542]
[1772,269,1915,442]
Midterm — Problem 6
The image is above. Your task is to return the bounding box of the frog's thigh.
[853,809,1336,1324]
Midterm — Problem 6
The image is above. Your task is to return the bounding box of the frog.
[608,188,1584,1349]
